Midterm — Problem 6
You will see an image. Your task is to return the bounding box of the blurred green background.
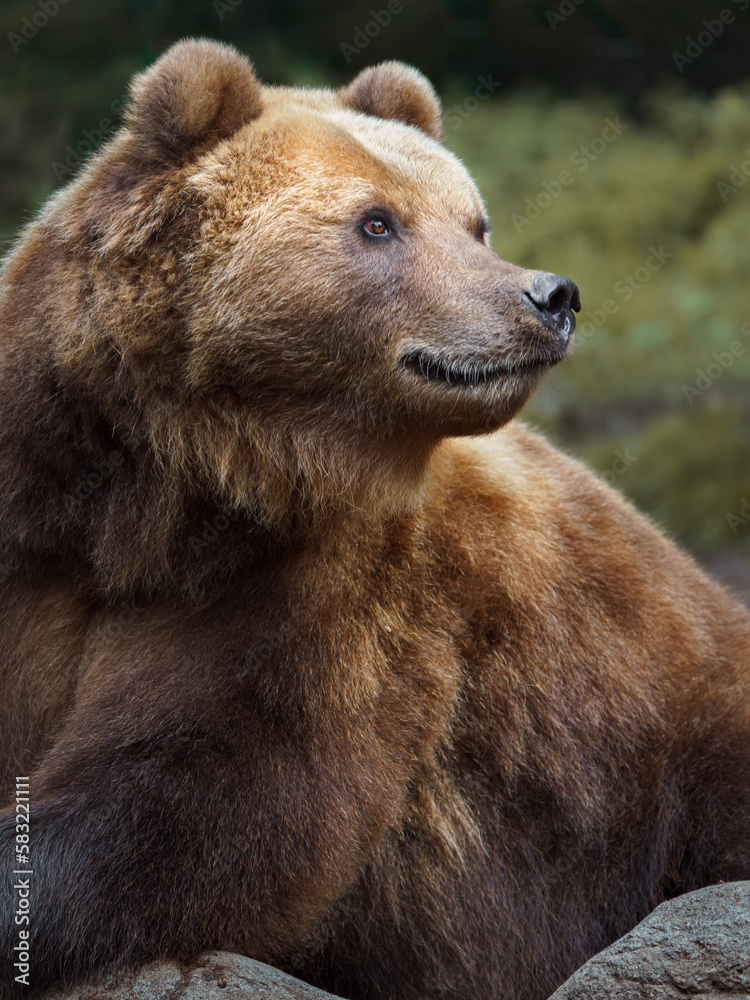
[2,0,749,598]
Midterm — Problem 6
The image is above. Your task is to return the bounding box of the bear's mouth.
[401,349,559,387]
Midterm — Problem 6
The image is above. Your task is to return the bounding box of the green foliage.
[447,85,750,554]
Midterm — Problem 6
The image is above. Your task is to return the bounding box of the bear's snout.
[521,272,581,344]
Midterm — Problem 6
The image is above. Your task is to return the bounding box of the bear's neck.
[0,368,434,604]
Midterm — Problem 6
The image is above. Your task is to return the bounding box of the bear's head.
[0,39,579,598]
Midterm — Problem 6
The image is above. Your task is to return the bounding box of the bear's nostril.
[523,272,580,319]
[547,285,570,315]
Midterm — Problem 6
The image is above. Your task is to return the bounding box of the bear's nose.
[522,272,581,338]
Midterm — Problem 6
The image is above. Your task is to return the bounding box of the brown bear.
[0,37,749,1000]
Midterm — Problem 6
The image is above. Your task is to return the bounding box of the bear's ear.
[125,37,263,163]
[340,62,442,142]
[61,40,263,253]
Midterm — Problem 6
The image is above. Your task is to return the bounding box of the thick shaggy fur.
[1,39,749,1000]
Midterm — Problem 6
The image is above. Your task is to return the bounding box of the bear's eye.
[363,217,391,237]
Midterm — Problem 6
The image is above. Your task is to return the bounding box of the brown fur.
[1,39,749,1000]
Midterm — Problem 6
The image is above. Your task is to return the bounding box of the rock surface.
[40,882,750,999]
[549,882,750,999]
[43,951,343,999]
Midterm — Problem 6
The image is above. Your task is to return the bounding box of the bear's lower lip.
[400,349,559,387]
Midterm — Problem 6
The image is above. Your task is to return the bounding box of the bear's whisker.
[401,349,551,386]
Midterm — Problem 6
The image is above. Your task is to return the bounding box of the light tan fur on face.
[0,40,564,582]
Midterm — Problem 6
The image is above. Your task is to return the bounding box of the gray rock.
[549,882,750,999]
[43,951,343,999]
[40,883,750,999]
